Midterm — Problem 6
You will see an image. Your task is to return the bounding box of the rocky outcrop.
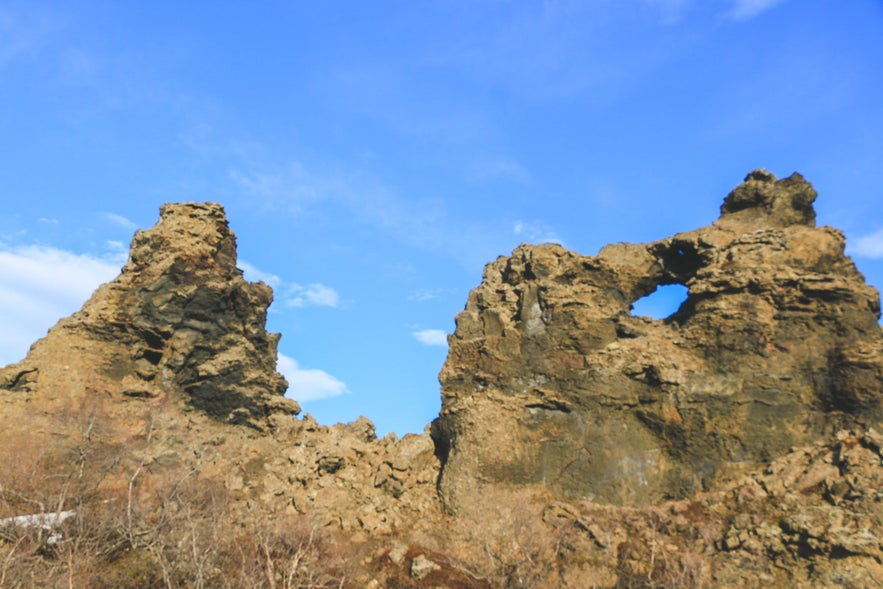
[537,427,883,587]
[261,415,440,537]
[434,170,883,511]
[2,172,882,587]
[0,201,440,542]
[0,202,299,430]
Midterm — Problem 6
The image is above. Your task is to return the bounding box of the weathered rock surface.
[2,172,882,587]
[0,202,299,429]
[0,202,440,539]
[537,427,883,587]
[434,170,883,510]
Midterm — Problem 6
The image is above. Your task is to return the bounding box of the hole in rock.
[631,283,689,320]
[651,240,704,283]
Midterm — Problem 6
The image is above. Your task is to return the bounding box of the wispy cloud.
[104,240,129,261]
[229,157,515,271]
[59,47,98,80]
[238,260,340,309]
[851,228,883,259]
[0,245,123,366]
[277,353,348,402]
[238,260,281,288]
[422,2,677,108]
[318,65,491,145]
[0,7,58,69]
[408,288,450,303]
[101,212,139,231]
[726,0,789,21]
[284,283,340,308]
[412,329,448,347]
[643,0,691,25]
[229,162,344,214]
[513,220,564,246]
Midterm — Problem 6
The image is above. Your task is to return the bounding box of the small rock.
[388,542,408,566]
[410,554,440,580]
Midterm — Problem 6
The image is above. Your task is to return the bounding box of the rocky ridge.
[1,170,881,587]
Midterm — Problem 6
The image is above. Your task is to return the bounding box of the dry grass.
[0,410,344,588]
[0,397,726,588]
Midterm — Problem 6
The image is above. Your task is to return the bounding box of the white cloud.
[0,245,122,366]
[726,0,789,21]
[277,353,348,402]
[104,240,128,257]
[408,288,449,303]
[229,162,343,214]
[101,212,138,231]
[851,228,883,259]
[513,220,564,246]
[413,329,448,347]
[284,283,340,308]
[238,260,281,287]
[237,259,341,309]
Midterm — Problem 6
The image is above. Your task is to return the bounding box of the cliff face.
[434,170,883,510]
[0,202,299,430]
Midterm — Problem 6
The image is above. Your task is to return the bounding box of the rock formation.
[1,171,882,587]
[434,170,882,510]
[0,200,440,549]
[0,202,299,430]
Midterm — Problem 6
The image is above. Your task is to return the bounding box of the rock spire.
[1,202,299,429]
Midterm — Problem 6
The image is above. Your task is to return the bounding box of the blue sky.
[1,0,882,436]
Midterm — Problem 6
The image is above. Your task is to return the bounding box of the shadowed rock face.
[0,202,299,429]
[433,170,883,511]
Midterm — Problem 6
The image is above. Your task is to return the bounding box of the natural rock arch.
[433,170,883,511]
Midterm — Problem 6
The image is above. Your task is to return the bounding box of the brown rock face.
[0,202,299,429]
[433,170,883,511]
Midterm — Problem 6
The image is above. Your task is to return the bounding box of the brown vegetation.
[0,412,345,588]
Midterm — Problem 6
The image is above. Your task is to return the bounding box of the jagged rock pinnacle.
[719,169,817,227]
[1,202,299,429]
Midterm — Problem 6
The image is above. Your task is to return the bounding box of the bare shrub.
[0,401,129,587]
[449,490,566,588]
[0,409,343,588]
[613,512,712,589]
